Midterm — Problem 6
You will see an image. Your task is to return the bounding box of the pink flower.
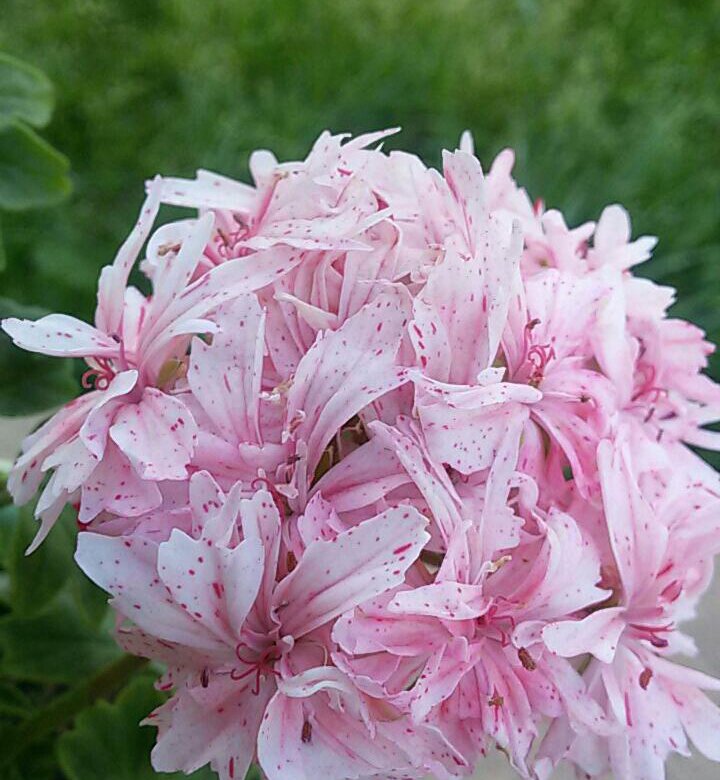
[587,204,658,271]
[4,128,720,779]
[334,473,612,774]
[75,474,432,780]
[181,289,410,513]
[537,436,720,778]
[2,185,303,548]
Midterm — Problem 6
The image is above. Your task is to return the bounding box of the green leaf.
[0,215,5,271]
[0,594,121,683]
[57,675,216,780]
[0,504,18,609]
[6,503,74,616]
[0,52,54,128]
[0,680,31,719]
[3,492,109,619]
[0,120,71,210]
[0,297,77,416]
[0,730,59,780]
[0,503,17,560]
[67,555,111,628]
[0,687,61,780]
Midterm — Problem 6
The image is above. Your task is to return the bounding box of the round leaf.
[57,676,217,780]
[0,120,71,210]
[0,52,54,128]
[0,594,121,684]
[5,503,74,616]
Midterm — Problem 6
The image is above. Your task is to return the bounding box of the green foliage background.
[0,1,718,778]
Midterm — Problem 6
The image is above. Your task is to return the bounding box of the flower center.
[81,334,130,390]
[516,318,556,387]
[231,642,282,694]
[81,357,117,391]
[476,597,517,647]
[526,343,556,387]
[628,622,673,649]
[632,362,667,404]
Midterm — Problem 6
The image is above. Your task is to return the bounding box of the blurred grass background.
[0,0,718,370]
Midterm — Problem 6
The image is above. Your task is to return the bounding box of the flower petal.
[79,442,162,523]
[285,292,409,486]
[273,505,429,639]
[74,532,216,650]
[390,581,489,621]
[188,296,265,445]
[542,607,626,664]
[96,180,162,335]
[151,675,272,780]
[79,370,138,459]
[110,388,197,481]
[157,528,264,642]
[1,313,119,358]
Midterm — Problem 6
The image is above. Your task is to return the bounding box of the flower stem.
[0,654,148,767]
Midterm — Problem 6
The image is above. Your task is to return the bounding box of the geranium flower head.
[3,129,720,780]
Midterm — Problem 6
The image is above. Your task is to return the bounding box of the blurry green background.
[0,2,718,779]
[1,0,719,374]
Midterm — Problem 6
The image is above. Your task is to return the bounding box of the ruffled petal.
[273,505,428,639]
[110,389,197,481]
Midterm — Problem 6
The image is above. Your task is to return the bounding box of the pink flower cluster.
[4,129,720,780]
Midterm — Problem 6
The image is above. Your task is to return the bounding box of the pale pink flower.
[2,186,301,548]
[3,129,720,780]
[181,289,410,510]
[335,501,612,775]
[537,436,720,778]
[75,475,431,780]
[587,204,658,271]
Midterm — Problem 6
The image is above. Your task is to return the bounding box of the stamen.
[488,689,504,709]
[231,642,282,695]
[518,647,537,671]
[301,720,312,743]
[81,357,116,390]
[518,318,555,387]
[631,364,667,404]
[629,622,673,649]
[526,343,556,387]
[639,668,653,690]
[215,223,248,259]
[81,335,129,391]
[522,318,541,358]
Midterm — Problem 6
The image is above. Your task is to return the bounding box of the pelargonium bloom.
[3,129,720,780]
